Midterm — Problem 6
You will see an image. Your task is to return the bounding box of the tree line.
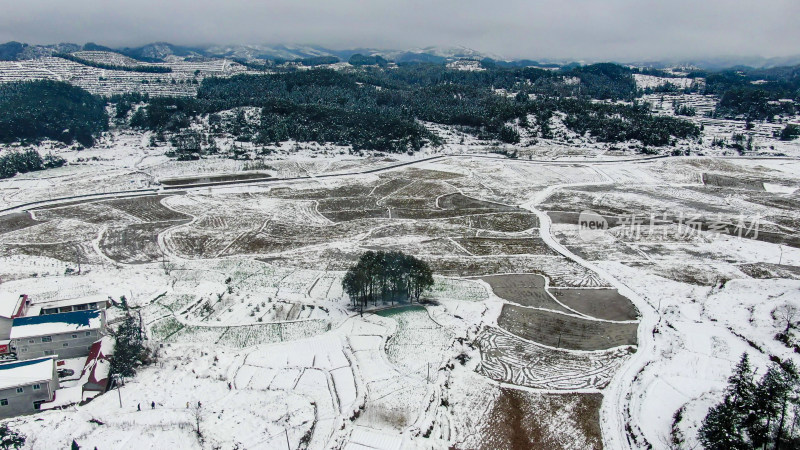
[342,251,435,310]
[779,124,800,141]
[54,53,173,73]
[700,353,800,449]
[0,80,108,147]
[0,63,703,155]
[554,98,701,147]
[349,54,388,67]
[705,67,800,121]
[0,149,65,179]
[127,63,699,153]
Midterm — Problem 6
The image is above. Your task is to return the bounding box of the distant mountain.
[2,40,797,70]
[82,42,119,53]
[114,42,208,62]
[204,44,320,61]
[414,45,504,60]
[624,55,800,70]
[0,41,509,64]
[0,41,26,61]
[684,55,800,70]
[3,42,81,60]
[199,44,502,64]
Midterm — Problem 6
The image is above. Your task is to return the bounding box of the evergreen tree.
[727,354,756,413]
[132,64,697,154]
[701,354,800,449]
[129,108,148,129]
[0,80,108,147]
[748,363,793,447]
[0,424,25,449]
[498,125,520,144]
[780,124,800,141]
[109,313,144,378]
[0,149,59,180]
[408,257,434,303]
[699,353,755,449]
[699,399,749,450]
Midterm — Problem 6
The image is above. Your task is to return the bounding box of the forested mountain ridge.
[126,62,700,153]
[3,53,799,160]
[0,80,108,147]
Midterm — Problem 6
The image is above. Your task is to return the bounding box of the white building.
[0,356,59,419]
[10,310,106,360]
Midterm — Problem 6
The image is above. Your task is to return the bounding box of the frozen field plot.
[1,150,800,450]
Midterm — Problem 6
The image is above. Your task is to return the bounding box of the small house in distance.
[0,356,59,419]
[10,310,105,360]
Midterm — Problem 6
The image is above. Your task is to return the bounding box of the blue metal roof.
[12,309,100,328]
[0,356,53,371]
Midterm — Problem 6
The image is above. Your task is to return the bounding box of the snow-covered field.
[0,105,799,449]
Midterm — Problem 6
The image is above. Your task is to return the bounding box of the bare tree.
[71,242,82,274]
[159,247,173,275]
[192,403,203,440]
[773,303,799,333]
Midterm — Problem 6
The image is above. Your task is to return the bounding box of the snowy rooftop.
[0,357,56,390]
[27,294,110,316]
[10,310,103,339]
[0,293,26,319]
[80,336,113,392]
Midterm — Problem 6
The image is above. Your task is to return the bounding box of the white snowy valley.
[0,56,799,450]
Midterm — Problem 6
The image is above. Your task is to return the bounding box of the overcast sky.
[2,0,798,61]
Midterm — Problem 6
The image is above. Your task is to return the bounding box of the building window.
[72,334,78,339]
[0,399,7,406]
[32,384,40,390]
[20,347,28,353]
[41,336,52,343]
[62,343,69,347]
[85,331,91,336]
[89,303,97,308]
[75,304,87,311]
[28,339,34,344]
[43,350,54,355]
[16,387,23,393]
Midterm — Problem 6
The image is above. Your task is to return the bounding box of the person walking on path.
[151,401,155,409]
[137,403,140,411]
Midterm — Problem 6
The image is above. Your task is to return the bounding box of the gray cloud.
[1,0,798,60]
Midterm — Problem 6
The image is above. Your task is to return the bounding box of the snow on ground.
[1,145,800,448]
[9,345,316,449]
[633,74,697,90]
[599,262,800,449]
[3,58,800,448]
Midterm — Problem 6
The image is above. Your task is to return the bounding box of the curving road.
[3,151,796,447]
